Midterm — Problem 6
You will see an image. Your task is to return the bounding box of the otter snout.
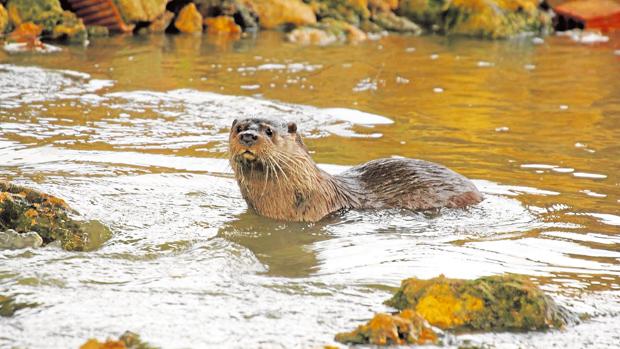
[239,131,258,147]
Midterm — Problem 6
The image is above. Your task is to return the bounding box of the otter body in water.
[229,118,482,222]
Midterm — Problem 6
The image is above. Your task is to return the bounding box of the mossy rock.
[305,0,370,25]
[0,181,110,251]
[80,331,159,349]
[6,0,87,43]
[335,309,438,345]
[385,274,573,331]
[398,0,552,38]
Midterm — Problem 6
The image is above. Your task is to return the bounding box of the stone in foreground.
[385,274,572,331]
[0,181,110,251]
[335,309,438,345]
[80,331,159,349]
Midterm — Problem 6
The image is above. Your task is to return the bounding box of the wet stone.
[385,274,575,331]
[335,309,439,345]
[0,229,43,249]
[80,331,159,349]
[0,181,111,251]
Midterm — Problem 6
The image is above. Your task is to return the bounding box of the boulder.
[0,229,43,249]
[372,11,421,33]
[175,3,203,33]
[112,0,167,23]
[6,0,87,43]
[385,274,573,331]
[287,18,367,44]
[242,0,316,29]
[398,0,552,38]
[335,309,438,345]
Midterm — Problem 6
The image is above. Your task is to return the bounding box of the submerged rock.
[242,0,316,29]
[87,25,110,37]
[287,18,367,45]
[80,331,159,349]
[399,0,552,38]
[385,274,572,331]
[6,0,87,43]
[0,294,38,317]
[175,3,203,34]
[335,309,438,345]
[0,181,111,251]
[112,0,167,24]
[0,229,43,249]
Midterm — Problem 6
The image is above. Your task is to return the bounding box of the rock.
[87,25,110,37]
[398,0,552,38]
[6,0,87,43]
[286,26,339,45]
[80,331,159,349]
[288,18,367,45]
[205,15,242,34]
[335,309,438,345]
[175,3,203,34]
[554,0,620,31]
[385,274,573,331]
[112,0,167,23]
[0,229,43,249]
[372,11,421,33]
[194,0,258,31]
[0,294,38,317]
[148,11,174,33]
[0,4,9,34]
[0,181,111,251]
[307,0,370,25]
[242,0,316,29]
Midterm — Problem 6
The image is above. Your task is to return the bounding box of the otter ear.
[231,119,238,128]
[287,122,297,134]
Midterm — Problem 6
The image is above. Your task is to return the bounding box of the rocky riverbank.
[0,0,556,49]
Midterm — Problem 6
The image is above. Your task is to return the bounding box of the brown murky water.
[1,32,619,348]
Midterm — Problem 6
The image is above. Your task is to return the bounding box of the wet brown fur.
[229,118,482,222]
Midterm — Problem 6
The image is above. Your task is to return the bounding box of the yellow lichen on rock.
[113,0,167,23]
[175,3,203,34]
[80,339,127,349]
[385,274,572,331]
[414,283,484,329]
[205,16,242,34]
[335,309,437,345]
[242,0,316,29]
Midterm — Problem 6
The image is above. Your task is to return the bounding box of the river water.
[0,32,619,348]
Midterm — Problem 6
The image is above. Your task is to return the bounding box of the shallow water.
[0,32,619,348]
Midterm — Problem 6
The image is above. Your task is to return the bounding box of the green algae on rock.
[6,0,87,43]
[398,0,552,38]
[0,181,111,251]
[80,331,159,349]
[385,274,572,331]
[335,309,438,345]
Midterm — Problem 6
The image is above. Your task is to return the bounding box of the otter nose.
[239,131,258,146]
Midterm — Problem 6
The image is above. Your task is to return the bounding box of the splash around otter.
[228,118,482,222]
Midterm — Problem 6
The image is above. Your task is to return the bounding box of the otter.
[228,118,482,222]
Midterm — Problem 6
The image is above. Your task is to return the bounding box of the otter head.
[228,118,308,175]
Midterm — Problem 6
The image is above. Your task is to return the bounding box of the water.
[0,32,619,348]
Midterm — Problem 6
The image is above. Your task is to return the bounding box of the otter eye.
[236,125,242,133]
[265,127,273,137]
